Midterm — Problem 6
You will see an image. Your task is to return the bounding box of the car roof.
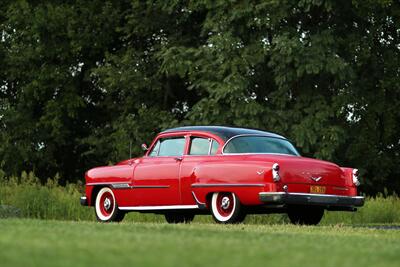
[161,126,286,141]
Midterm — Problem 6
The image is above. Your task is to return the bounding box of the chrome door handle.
[175,157,183,162]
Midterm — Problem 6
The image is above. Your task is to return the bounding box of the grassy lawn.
[0,219,399,267]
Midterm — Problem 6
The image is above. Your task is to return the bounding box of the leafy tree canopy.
[0,0,399,194]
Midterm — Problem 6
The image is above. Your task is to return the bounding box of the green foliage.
[0,1,399,193]
[1,176,400,224]
[0,172,93,220]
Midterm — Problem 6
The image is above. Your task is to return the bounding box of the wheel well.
[205,192,214,209]
[90,186,102,206]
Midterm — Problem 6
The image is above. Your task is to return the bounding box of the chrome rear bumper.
[259,192,364,208]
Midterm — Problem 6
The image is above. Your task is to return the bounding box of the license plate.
[310,185,326,194]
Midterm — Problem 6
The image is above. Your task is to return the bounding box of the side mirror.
[141,143,148,151]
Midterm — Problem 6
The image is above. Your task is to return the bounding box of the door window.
[155,137,186,156]
[189,137,219,155]
[189,138,210,155]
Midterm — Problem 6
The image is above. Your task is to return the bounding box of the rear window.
[223,136,299,156]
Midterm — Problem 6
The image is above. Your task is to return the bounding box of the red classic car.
[80,126,364,224]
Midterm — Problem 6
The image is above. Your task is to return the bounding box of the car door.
[180,136,220,205]
[131,136,186,206]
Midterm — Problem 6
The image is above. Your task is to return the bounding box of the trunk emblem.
[311,176,322,182]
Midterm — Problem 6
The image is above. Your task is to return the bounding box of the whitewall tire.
[210,192,246,224]
[95,187,125,222]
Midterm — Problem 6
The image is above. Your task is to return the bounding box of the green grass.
[1,172,400,224]
[0,219,399,267]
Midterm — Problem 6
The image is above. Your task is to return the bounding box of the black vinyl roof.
[161,126,286,141]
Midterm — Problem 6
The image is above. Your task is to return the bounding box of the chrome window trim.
[207,138,212,155]
[221,134,299,156]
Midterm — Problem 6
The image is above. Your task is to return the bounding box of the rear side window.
[189,137,219,155]
[189,138,210,155]
[149,137,186,157]
[210,140,218,155]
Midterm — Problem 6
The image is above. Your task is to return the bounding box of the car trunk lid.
[274,156,346,186]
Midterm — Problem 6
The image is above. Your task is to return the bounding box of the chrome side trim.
[119,205,199,211]
[191,183,264,188]
[191,191,205,205]
[112,183,130,189]
[86,182,169,189]
[87,182,127,186]
[130,185,170,189]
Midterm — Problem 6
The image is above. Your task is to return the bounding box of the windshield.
[223,136,300,156]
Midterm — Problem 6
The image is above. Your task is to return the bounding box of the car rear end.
[258,155,364,211]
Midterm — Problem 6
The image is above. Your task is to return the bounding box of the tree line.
[0,0,399,194]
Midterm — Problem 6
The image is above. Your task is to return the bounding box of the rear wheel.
[95,187,125,222]
[210,192,246,224]
[164,212,195,224]
[287,205,324,225]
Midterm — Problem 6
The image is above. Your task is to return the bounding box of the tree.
[0,0,399,194]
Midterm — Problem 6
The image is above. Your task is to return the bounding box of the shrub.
[1,173,399,224]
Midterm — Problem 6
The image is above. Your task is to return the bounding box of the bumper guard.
[80,196,88,206]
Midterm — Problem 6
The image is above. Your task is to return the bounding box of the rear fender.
[190,161,278,206]
[340,167,359,196]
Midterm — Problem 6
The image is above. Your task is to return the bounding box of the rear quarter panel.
[339,167,359,196]
[189,157,277,206]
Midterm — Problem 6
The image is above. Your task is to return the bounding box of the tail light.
[272,163,280,182]
[352,169,360,186]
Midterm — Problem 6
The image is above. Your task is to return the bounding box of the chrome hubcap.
[221,196,230,210]
[104,198,111,210]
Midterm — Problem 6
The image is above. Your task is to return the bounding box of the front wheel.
[210,192,246,224]
[287,205,324,225]
[95,187,125,222]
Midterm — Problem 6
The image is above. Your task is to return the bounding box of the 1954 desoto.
[80,126,364,224]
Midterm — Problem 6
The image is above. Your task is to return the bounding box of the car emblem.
[311,176,322,182]
[257,170,265,175]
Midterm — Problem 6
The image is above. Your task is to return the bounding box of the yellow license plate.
[310,185,326,194]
